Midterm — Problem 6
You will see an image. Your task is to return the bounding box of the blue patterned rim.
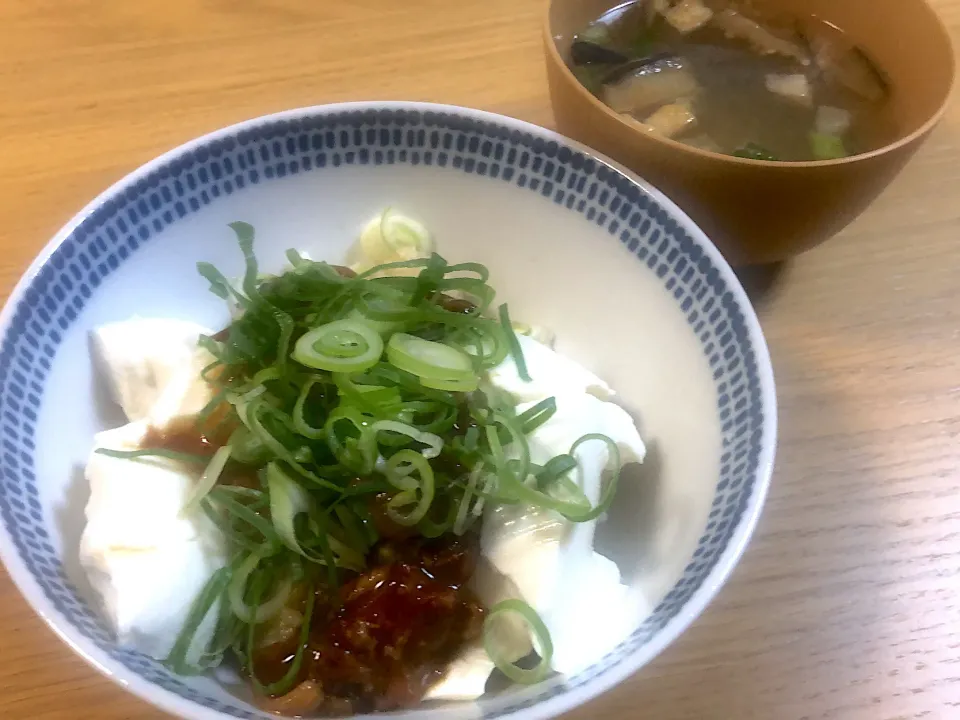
[0,102,776,720]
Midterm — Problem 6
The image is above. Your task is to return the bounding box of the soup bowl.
[0,102,775,719]
[544,0,955,265]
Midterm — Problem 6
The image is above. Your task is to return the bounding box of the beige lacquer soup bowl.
[544,0,955,264]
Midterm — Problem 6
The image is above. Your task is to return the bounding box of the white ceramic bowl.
[0,102,775,720]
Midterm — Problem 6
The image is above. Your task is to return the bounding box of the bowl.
[543,0,956,265]
[0,102,776,720]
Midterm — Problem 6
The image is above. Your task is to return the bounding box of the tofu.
[765,73,814,107]
[425,559,530,700]
[815,105,853,136]
[79,422,227,665]
[427,645,495,700]
[661,0,714,34]
[481,393,644,675]
[93,318,213,421]
[511,322,556,348]
[147,344,220,430]
[84,317,226,665]
[427,338,645,699]
[483,334,613,404]
[641,100,697,139]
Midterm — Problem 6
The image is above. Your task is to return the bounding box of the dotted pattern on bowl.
[0,108,764,719]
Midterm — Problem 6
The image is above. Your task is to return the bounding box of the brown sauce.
[435,293,476,315]
[252,534,484,715]
[141,410,257,488]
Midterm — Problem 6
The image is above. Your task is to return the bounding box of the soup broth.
[568,0,896,161]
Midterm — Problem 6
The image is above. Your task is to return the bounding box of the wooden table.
[1,1,958,718]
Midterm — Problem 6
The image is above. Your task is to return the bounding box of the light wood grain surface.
[1,1,958,718]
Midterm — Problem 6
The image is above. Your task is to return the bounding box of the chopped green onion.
[266,463,312,556]
[201,499,265,553]
[228,551,293,625]
[486,422,609,520]
[293,318,384,373]
[333,504,371,552]
[809,132,849,160]
[354,256,432,281]
[251,581,316,697]
[227,425,271,465]
[243,399,344,493]
[195,385,227,426]
[346,307,405,336]
[208,487,281,549]
[453,465,482,535]
[285,248,307,267]
[180,446,232,518]
[306,515,341,588]
[381,450,436,526]
[359,420,444,469]
[486,413,531,484]
[325,527,366,572]
[197,262,249,308]
[443,260,490,283]
[416,492,460,538]
[517,397,557,434]
[164,565,232,675]
[273,310,295,371]
[94,447,210,465]
[190,219,636,695]
[292,376,328,440]
[332,372,403,417]
[447,321,509,371]
[536,454,578,486]
[564,433,622,522]
[386,333,478,390]
[483,599,553,684]
[419,375,480,392]
[733,143,778,161]
[498,433,620,522]
[499,303,531,382]
[324,405,372,473]
[231,221,260,299]
[349,500,380,545]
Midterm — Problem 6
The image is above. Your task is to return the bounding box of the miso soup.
[568,0,895,161]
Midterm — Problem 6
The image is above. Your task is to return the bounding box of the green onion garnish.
[227,550,293,624]
[382,449,436,526]
[180,446,232,518]
[386,332,478,390]
[499,303,531,382]
[292,318,384,373]
[94,447,210,465]
[157,219,641,695]
[164,565,233,675]
[483,599,554,684]
[809,132,849,161]
[266,462,312,556]
[252,581,316,697]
